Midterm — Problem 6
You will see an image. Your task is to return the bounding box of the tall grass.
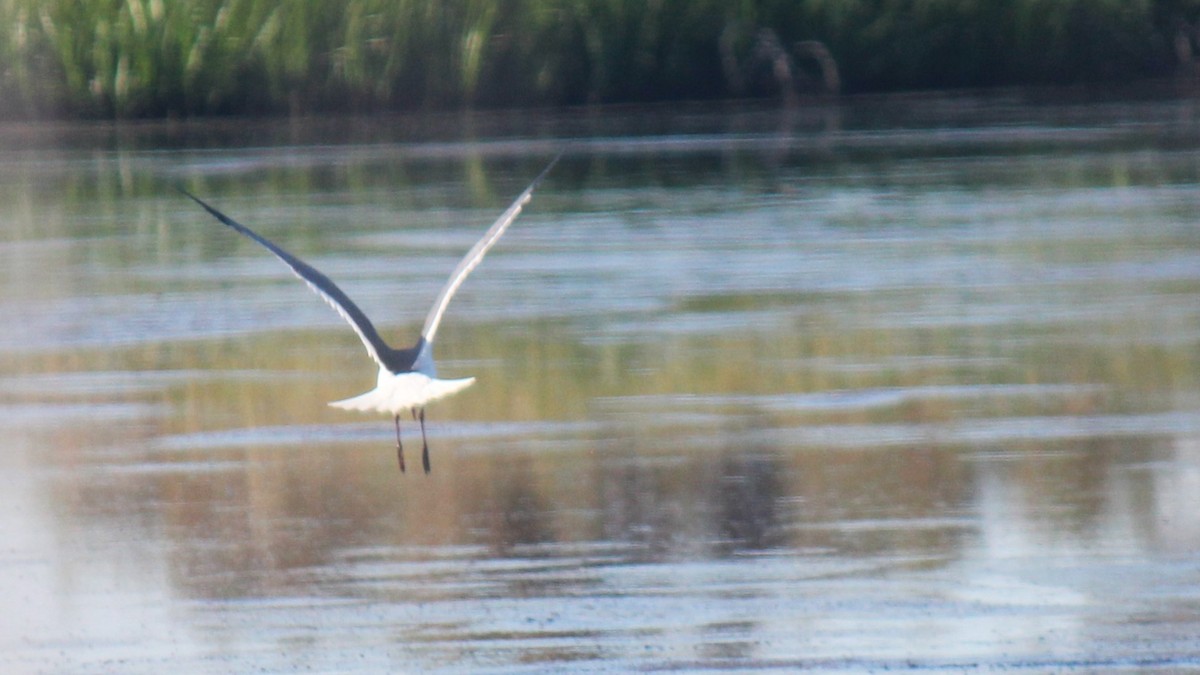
[0,0,1193,119]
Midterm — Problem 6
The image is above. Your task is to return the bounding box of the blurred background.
[3,0,1200,119]
[2,2,1200,673]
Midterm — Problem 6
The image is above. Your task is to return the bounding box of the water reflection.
[2,94,1200,670]
[712,448,785,553]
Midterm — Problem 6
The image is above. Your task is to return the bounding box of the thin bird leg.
[394,414,406,473]
[419,408,430,475]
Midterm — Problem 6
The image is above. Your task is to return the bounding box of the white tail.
[329,369,476,414]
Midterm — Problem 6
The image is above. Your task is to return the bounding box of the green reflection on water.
[0,101,1198,578]
[4,101,1200,671]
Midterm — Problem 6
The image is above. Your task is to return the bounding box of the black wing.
[178,188,396,370]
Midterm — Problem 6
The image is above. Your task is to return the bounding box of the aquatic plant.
[0,0,1193,119]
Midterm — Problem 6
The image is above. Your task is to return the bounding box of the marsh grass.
[0,0,1193,119]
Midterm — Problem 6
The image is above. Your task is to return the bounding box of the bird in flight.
[178,155,560,473]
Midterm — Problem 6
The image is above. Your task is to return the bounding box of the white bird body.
[179,154,560,473]
[329,370,476,414]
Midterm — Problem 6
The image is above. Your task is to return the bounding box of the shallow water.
[2,91,1200,672]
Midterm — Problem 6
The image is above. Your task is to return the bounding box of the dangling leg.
[418,408,430,474]
[395,414,407,473]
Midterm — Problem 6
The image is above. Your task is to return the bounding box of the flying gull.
[178,155,560,473]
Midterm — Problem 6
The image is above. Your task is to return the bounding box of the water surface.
[2,92,1200,672]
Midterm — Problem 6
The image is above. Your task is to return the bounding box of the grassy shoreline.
[1,0,1196,120]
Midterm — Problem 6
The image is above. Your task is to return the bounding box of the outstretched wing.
[178,188,395,370]
[420,154,561,344]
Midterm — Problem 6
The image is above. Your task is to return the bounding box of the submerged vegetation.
[1,0,1199,119]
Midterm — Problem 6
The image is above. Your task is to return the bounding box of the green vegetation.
[2,0,1200,119]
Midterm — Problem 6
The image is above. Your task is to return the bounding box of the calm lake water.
[2,90,1200,672]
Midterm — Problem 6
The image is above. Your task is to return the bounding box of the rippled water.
[2,92,1200,672]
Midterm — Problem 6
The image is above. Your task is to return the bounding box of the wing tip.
[174,183,203,204]
[533,151,564,189]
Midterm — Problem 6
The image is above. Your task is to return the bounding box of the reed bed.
[0,0,1191,119]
